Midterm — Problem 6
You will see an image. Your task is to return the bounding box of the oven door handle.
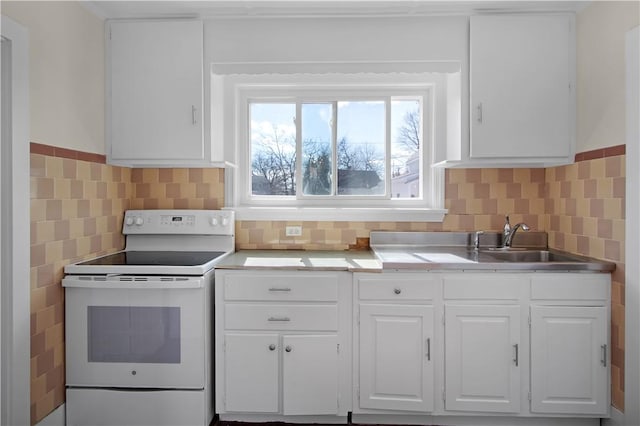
[62,276,205,289]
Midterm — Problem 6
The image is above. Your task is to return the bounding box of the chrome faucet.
[503,215,530,248]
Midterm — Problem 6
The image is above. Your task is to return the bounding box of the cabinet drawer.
[358,276,438,301]
[224,304,338,331]
[443,275,526,300]
[531,274,610,301]
[224,274,338,302]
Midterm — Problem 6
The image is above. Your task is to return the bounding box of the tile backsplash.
[30,143,626,423]
[29,146,131,424]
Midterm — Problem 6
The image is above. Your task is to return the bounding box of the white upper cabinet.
[470,13,575,165]
[438,13,576,168]
[107,20,230,167]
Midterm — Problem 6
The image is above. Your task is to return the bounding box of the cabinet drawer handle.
[394,288,401,295]
[477,102,483,123]
[513,343,519,367]
[268,316,291,322]
[426,338,431,361]
[601,344,607,367]
[191,105,197,125]
[268,344,276,351]
[268,287,292,292]
[285,345,292,353]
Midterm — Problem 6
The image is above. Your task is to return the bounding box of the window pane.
[301,103,333,195]
[250,103,297,196]
[336,101,385,195]
[391,99,422,199]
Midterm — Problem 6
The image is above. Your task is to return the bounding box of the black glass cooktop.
[77,251,226,267]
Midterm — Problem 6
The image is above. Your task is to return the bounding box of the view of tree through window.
[250,98,422,199]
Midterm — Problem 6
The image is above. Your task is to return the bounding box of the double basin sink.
[370,231,615,272]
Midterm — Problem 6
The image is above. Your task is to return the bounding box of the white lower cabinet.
[359,304,434,412]
[354,273,438,414]
[282,334,339,415]
[215,270,351,421]
[444,304,521,413]
[352,271,610,425]
[223,333,279,413]
[530,306,609,415]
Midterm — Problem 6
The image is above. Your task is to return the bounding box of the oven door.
[63,274,211,389]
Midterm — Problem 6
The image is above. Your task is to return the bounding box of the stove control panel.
[123,210,235,235]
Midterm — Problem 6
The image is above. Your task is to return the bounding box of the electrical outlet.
[285,226,303,237]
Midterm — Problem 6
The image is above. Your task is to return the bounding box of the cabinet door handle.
[285,345,292,353]
[191,105,197,125]
[268,316,291,322]
[513,343,519,367]
[601,344,607,367]
[268,287,292,292]
[268,344,276,351]
[477,102,483,123]
[394,288,401,295]
[426,338,431,361]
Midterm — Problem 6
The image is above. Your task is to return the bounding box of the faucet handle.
[472,230,485,249]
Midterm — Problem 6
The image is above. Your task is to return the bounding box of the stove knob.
[125,217,134,226]
[134,217,144,226]
[221,216,230,227]
[210,217,219,226]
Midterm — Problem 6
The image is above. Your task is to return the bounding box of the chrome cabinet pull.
[268,287,292,292]
[268,344,276,351]
[191,105,197,125]
[477,102,483,123]
[394,288,401,295]
[513,344,519,366]
[268,316,291,322]
[601,344,608,367]
[426,338,431,361]
[285,345,292,353]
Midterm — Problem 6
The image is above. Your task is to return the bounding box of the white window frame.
[221,73,449,222]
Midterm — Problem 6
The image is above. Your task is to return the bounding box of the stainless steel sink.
[482,250,581,263]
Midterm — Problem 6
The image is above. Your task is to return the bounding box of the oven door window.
[88,306,180,364]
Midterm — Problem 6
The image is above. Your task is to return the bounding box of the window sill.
[228,206,448,222]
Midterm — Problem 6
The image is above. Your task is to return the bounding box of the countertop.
[215,250,382,272]
[215,246,615,273]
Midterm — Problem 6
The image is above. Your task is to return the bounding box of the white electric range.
[62,209,234,426]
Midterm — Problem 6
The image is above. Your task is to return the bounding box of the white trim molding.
[624,25,640,426]
[230,206,448,222]
[0,15,31,426]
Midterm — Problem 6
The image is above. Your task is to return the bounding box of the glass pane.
[88,306,181,364]
[302,103,333,195]
[336,101,385,195]
[391,99,422,199]
[250,103,297,196]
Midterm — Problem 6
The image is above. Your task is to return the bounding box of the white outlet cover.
[285,226,302,236]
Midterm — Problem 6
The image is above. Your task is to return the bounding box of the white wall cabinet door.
[445,304,521,413]
[282,334,339,415]
[530,306,609,415]
[108,20,205,165]
[469,14,574,163]
[223,333,279,413]
[359,304,435,412]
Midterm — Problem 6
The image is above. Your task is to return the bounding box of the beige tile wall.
[236,168,547,250]
[30,146,626,421]
[29,149,131,424]
[545,154,626,410]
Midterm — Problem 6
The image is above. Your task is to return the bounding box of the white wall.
[1,1,105,154]
[577,0,640,153]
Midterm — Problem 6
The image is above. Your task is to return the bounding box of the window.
[221,73,450,221]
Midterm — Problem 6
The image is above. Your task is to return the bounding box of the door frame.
[624,25,640,426]
[0,15,30,426]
